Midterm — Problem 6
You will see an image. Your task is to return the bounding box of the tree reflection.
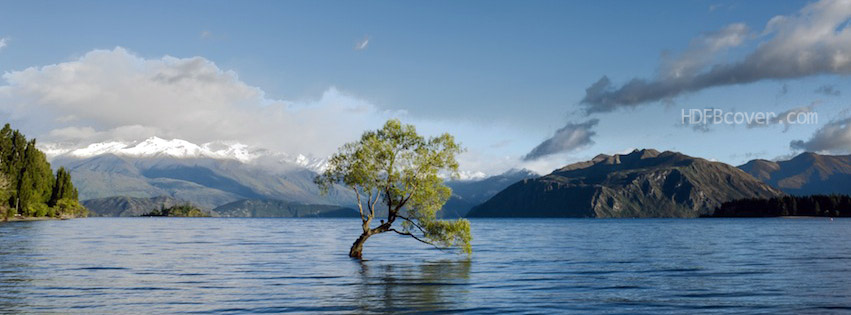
[355,259,472,313]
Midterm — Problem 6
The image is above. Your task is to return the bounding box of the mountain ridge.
[469,149,782,218]
[212,199,359,218]
[42,137,329,172]
[53,153,356,210]
[83,195,187,217]
[739,152,851,195]
[440,168,539,217]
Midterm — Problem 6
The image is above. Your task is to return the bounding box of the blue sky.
[1,0,849,175]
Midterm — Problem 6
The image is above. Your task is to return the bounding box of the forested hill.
[709,195,851,217]
[0,124,87,220]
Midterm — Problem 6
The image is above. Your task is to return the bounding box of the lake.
[1,218,849,313]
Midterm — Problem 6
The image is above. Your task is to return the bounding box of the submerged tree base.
[349,233,370,259]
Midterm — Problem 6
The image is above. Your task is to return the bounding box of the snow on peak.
[44,137,488,176]
[45,137,332,172]
[292,154,329,172]
[454,170,488,181]
[62,137,258,162]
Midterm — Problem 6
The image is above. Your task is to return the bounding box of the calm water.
[1,218,850,314]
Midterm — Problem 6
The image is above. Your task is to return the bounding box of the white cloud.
[354,36,369,50]
[660,23,751,80]
[0,47,539,176]
[0,37,7,51]
[0,47,402,157]
[791,117,851,153]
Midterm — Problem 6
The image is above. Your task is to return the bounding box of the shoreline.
[1,215,80,223]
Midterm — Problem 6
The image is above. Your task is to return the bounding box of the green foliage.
[26,203,49,217]
[49,167,78,207]
[0,123,85,218]
[0,172,11,219]
[404,216,473,254]
[53,198,89,218]
[142,203,210,217]
[18,140,55,212]
[316,119,472,256]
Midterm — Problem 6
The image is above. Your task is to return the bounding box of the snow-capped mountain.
[42,137,329,173]
[42,136,511,216]
[292,154,329,172]
[45,137,259,162]
[46,138,348,210]
[454,170,488,181]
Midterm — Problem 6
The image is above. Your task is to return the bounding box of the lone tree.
[315,119,472,259]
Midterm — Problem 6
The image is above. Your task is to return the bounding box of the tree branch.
[397,215,428,235]
[371,188,381,219]
[352,186,365,221]
[389,228,451,252]
[390,229,454,253]
[366,189,374,219]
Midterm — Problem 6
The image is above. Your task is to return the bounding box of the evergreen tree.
[0,170,10,221]
[49,167,78,207]
[0,124,13,217]
[0,124,85,218]
[6,129,27,212]
[714,194,851,217]
[17,139,54,215]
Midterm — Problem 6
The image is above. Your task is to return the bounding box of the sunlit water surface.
[1,218,850,313]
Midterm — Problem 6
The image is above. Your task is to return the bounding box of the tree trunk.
[349,232,371,259]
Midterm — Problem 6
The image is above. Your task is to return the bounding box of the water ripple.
[0,217,850,313]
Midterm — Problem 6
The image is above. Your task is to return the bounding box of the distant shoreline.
[31,215,846,220]
[1,215,78,223]
[1,214,844,221]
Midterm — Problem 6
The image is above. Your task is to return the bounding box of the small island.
[141,204,211,217]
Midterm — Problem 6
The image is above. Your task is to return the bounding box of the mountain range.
[47,138,851,218]
[83,195,186,217]
[49,137,531,216]
[468,149,783,218]
[442,168,539,217]
[213,199,358,218]
[53,153,353,210]
[83,196,359,218]
[48,138,350,210]
[739,152,851,195]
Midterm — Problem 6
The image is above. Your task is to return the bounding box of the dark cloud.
[582,0,851,113]
[523,119,598,161]
[814,84,841,96]
[778,83,790,96]
[790,117,851,153]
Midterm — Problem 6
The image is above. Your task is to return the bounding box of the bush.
[53,198,88,217]
[27,203,49,217]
